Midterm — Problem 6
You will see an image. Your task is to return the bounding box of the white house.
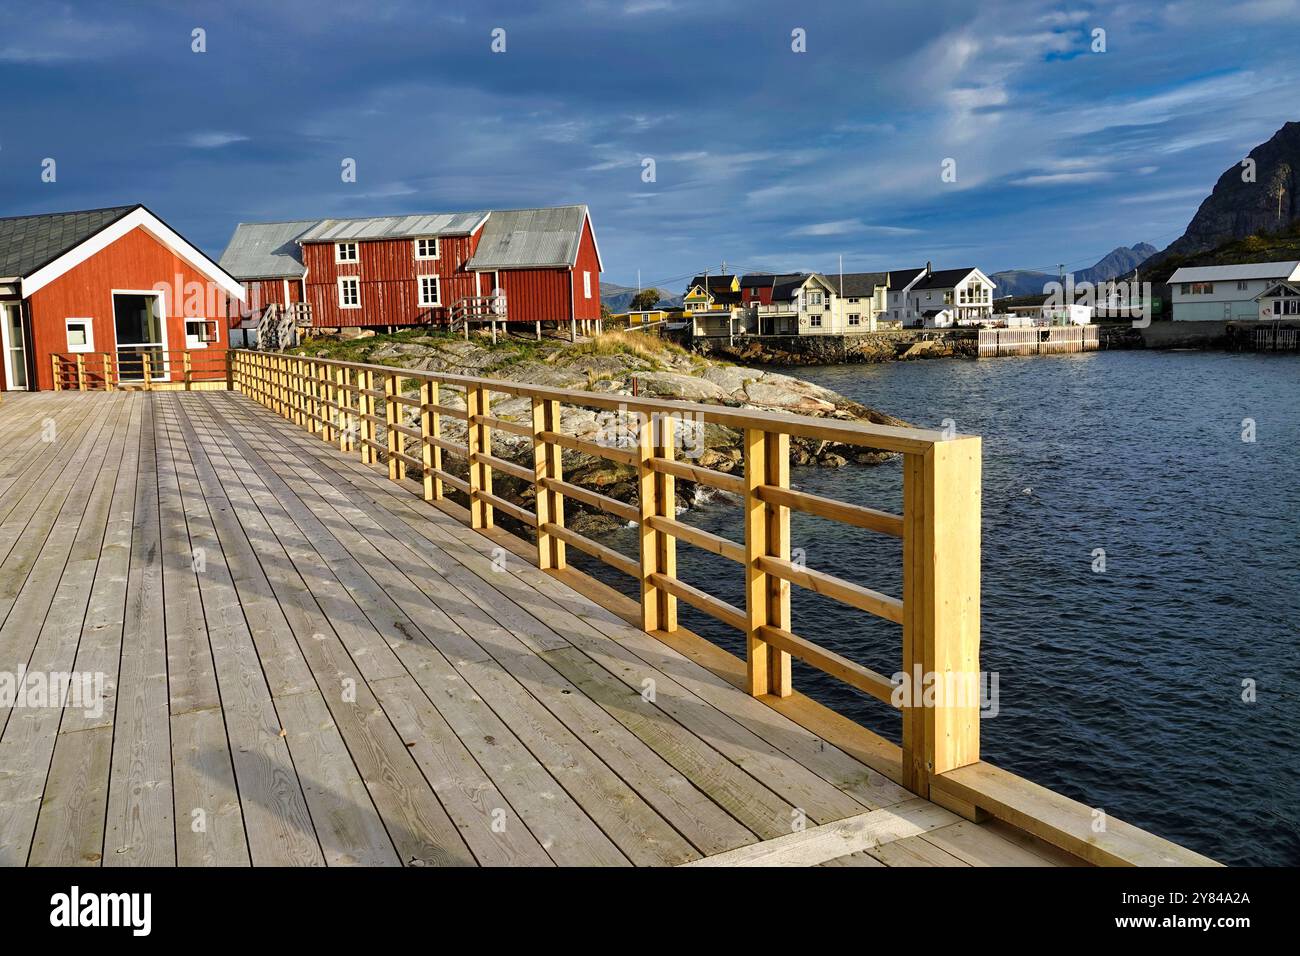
[1168,261,1300,321]
[1255,281,1300,320]
[883,264,996,327]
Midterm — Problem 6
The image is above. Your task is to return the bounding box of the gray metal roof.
[0,205,138,278]
[298,211,489,244]
[466,205,589,269]
[218,219,318,279]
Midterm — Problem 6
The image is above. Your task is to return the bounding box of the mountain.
[600,282,683,311]
[990,243,1157,297]
[1151,121,1300,263]
[1075,243,1158,284]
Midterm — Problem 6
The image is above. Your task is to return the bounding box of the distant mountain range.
[990,243,1158,298]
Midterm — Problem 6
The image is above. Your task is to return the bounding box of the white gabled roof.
[22,206,246,301]
[1169,261,1300,283]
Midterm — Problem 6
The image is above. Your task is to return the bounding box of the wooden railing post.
[743,429,793,697]
[638,411,676,632]
[358,369,376,464]
[293,358,305,426]
[103,354,113,391]
[466,384,493,528]
[420,380,442,502]
[183,351,192,390]
[51,355,61,391]
[76,354,86,391]
[531,398,566,569]
[901,437,982,798]
[142,353,152,390]
[337,366,354,453]
[385,372,405,481]
[318,362,332,442]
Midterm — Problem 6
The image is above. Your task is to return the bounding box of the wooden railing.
[52,350,231,391]
[230,349,980,800]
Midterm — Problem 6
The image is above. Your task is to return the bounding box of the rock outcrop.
[1153,121,1300,262]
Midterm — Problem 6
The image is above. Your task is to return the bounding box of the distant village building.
[884,264,996,327]
[219,205,603,336]
[682,270,896,339]
[1168,261,1300,322]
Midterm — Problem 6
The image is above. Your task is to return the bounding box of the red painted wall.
[303,233,481,328]
[27,225,231,390]
[298,213,603,328]
[229,277,304,329]
[572,215,602,321]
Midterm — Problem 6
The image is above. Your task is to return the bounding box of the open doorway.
[113,290,167,382]
[0,301,30,390]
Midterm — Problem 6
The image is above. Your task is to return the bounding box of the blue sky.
[1,0,1297,290]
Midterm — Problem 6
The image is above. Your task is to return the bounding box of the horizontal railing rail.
[230,348,981,800]
[52,349,232,391]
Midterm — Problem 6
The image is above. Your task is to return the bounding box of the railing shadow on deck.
[209,349,1214,867]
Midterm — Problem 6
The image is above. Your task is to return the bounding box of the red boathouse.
[218,205,603,336]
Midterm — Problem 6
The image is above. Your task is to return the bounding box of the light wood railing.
[230,348,980,800]
[52,349,232,391]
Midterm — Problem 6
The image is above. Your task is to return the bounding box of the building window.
[1184,282,1214,295]
[415,237,439,260]
[185,319,218,347]
[809,314,822,328]
[1237,280,1248,291]
[338,276,361,309]
[65,318,94,353]
[848,313,861,326]
[417,275,440,307]
[335,242,359,263]
[583,271,592,298]
[807,291,823,306]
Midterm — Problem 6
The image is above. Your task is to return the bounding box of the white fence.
[978,325,1099,358]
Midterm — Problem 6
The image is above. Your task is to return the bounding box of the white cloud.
[186,131,249,149]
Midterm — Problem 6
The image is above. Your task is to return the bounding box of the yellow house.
[683,274,740,314]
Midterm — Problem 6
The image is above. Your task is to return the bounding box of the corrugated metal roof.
[466,205,588,269]
[1169,261,1300,283]
[218,219,318,279]
[0,205,138,278]
[298,211,488,244]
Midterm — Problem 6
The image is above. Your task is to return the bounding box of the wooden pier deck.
[0,390,1078,867]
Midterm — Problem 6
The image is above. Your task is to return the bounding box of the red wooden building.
[218,205,603,335]
[1,205,244,391]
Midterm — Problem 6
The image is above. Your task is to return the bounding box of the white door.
[0,302,29,390]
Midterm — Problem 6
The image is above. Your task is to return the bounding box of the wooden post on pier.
[901,436,982,799]
[744,428,793,698]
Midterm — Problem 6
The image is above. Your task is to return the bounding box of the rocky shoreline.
[290,330,909,533]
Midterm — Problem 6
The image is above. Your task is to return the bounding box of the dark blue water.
[577,350,1300,866]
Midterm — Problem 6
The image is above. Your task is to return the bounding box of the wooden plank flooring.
[0,391,1068,867]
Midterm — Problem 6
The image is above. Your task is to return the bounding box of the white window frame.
[335,241,359,264]
[847,313,861,326]
[809,314,823,328]
[338,276,361,309]
[415,237,439,260]
[185,318,218,349]
[417,275,441,307]
[583,270,592,299]
[65,318,94,353]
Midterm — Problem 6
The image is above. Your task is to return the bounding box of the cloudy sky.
[1,0,1297,290]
